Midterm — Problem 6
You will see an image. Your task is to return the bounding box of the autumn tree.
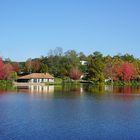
[104,56,113,82]
[69,67,82,80]
[25,58,32,73]
[112,62,137,81]
[112,63,123,81]
[0,58,5,79]
[32,60,42,73]
[133,60,140,80]
[3,63,14,80]
[12,62,20,73]
[104,56,124,82]
[121,62,137,81]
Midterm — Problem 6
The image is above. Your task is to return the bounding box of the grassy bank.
[45,78,81,85]
[0,80,13,90]
[79,79,140,87]
[41,77,140,87]
[106,80,140,86]
[45,78,63,85]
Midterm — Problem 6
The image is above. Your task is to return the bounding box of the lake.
[0,84,140,140]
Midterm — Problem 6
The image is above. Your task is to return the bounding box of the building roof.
[18,73,54,79]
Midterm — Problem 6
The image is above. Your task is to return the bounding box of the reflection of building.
[29,85,54,94]
[17,73,54,83]
[105,85,113,92]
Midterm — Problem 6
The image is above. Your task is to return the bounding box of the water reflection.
[14,84,140,98]
[16,84,85,98]
[17,85,54,94]
[113,86,140,94]
[16,85,54,98]
[30,85,54,94]
[1,84,140,140]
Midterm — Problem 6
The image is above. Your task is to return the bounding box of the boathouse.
[17,73,54,83]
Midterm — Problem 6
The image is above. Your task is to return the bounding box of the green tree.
[9,72,18,81]
[40,64,48,73]
[121,54,135,63]
[86,52,105,84]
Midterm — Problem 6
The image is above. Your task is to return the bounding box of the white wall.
[30,78,54,83]
[49,79,54,83]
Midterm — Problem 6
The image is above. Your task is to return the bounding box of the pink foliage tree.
[112,62,137,81]
[70,67,82,80]
[0,58,5,79]
[121,62,137,81]
[3,63,14,80]
[12,62,20,73]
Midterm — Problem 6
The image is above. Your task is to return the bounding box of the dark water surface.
[0,85,140,140]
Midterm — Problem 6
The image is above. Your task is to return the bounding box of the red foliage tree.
[112,62,137,81]
[3,63,14,80]
[32,60,42,72]
[25,59,42,73]
[69,68,82,80]
[112,64,123,81]
[0,58,5,79]
[121,62,137,81]
[12,62,20,73]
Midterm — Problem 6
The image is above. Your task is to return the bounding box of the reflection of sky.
[1,85,140,139]
[3,85,140,98]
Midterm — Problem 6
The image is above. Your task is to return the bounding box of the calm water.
[0,85,140,140]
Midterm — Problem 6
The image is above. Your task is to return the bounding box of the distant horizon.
[0,0,140,61]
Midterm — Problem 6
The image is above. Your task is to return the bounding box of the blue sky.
[0,0,140,61]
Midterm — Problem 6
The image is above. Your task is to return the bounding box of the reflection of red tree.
[123,86,132,94]
[112,86,140,100]
[113,86,136,94]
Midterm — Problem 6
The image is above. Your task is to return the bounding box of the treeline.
[1,47,140,85]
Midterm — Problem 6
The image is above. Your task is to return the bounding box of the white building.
[80,60,88,65]
[17,73,54,83]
